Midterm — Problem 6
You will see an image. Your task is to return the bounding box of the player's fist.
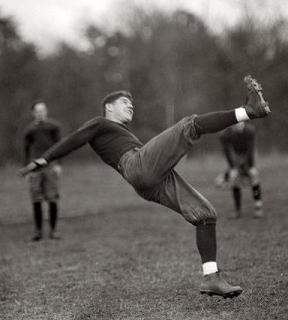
[248,166,258,177]
[229,168,239,183]
[17,162,37,177]
[17,158,48,177]
[248,167,259,185]
[52,164,62,178]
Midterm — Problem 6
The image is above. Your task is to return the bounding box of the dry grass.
[0,154,287,319]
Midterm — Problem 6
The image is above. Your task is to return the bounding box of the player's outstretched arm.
[17,118,100,178]
[18,119,101,178]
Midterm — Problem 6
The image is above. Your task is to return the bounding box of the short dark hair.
[31,99,46,111]
[102,91,133,114]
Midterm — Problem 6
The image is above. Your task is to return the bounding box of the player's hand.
[17,162,37,177]
[214,172,230,189]
[52,164,62,178]
[248,166,258,177]
[17,158,48,177]
[248,167,259,185]
[229,168,239,183]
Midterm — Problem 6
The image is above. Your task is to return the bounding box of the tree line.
[1,5,287,164]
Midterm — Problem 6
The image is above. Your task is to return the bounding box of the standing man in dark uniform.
[18,76,270,298]
[23,101,62,240]
[219,121,263,218]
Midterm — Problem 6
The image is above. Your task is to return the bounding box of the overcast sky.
[0,0,285,55]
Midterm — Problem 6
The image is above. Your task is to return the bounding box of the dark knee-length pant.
[118,115,217,225]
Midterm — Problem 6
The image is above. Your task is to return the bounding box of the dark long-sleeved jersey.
[42,117,143,171]
[23,119,62,165]
[219,123,256,168]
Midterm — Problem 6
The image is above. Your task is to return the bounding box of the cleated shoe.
[49,231,61,240]
[229,210,242,219]
[32,231,42,241]
[243,75,271,119]
[200,272,243,299]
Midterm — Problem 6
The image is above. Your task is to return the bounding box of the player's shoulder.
[46,118,62,128]
[82,116,104,127]
[23,121,36,134]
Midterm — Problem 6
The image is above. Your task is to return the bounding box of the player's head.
[31,100,48,122]
[102,91,133,124]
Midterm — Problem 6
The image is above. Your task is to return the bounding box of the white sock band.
[235,107,250,122]
[202,262,218,275]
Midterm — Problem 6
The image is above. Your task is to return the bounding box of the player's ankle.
[202,261,218,276]
[235,107,250,122]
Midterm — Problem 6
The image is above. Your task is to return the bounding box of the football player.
[18,76,270,298]
[219,121,263,219]
[22,101,62,240]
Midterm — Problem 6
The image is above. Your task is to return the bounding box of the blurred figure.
[22,101,62,240]
[219,121,263,219]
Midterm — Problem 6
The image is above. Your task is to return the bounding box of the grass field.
[0,155,288,319]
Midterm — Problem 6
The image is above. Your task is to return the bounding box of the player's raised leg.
[194,75,270,135]
[125,75,270,191]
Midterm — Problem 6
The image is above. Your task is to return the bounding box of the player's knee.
[140,172,161,189]
[200,204,217,222]
[249,167,259,177]
[184,203,217,226]
[249,167,260,185]
[194,217,217,227]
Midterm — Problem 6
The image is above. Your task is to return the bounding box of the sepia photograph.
[0,0,287,319]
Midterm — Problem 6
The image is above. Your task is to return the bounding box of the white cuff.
[235,107,250,122]
[34,158,48,167]
[203,261,218,275]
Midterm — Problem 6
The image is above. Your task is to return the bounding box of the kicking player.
[18,76,270,298]
[219,121,263,218]
[22,101,62,241]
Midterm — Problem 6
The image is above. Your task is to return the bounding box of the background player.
[18,76,270,298]
[219,121,263,218]
[22,101,62,240]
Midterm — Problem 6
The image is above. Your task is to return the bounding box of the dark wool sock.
[196,219,217,263]
[194,110,238,135]
[33,202,42,231]
[233,187,242,211]
[49,202,58,230]
[252,184,262,200]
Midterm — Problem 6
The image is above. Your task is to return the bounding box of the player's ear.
[105,103,114,113]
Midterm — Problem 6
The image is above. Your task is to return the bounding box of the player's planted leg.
[196,219,243,298]
[249,167,264,218]
[32,202,43,241]
[49,201,61,239]
[230,187,242,219]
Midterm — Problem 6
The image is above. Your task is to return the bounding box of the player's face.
[33,103,48,122]
[110,97,134,124]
